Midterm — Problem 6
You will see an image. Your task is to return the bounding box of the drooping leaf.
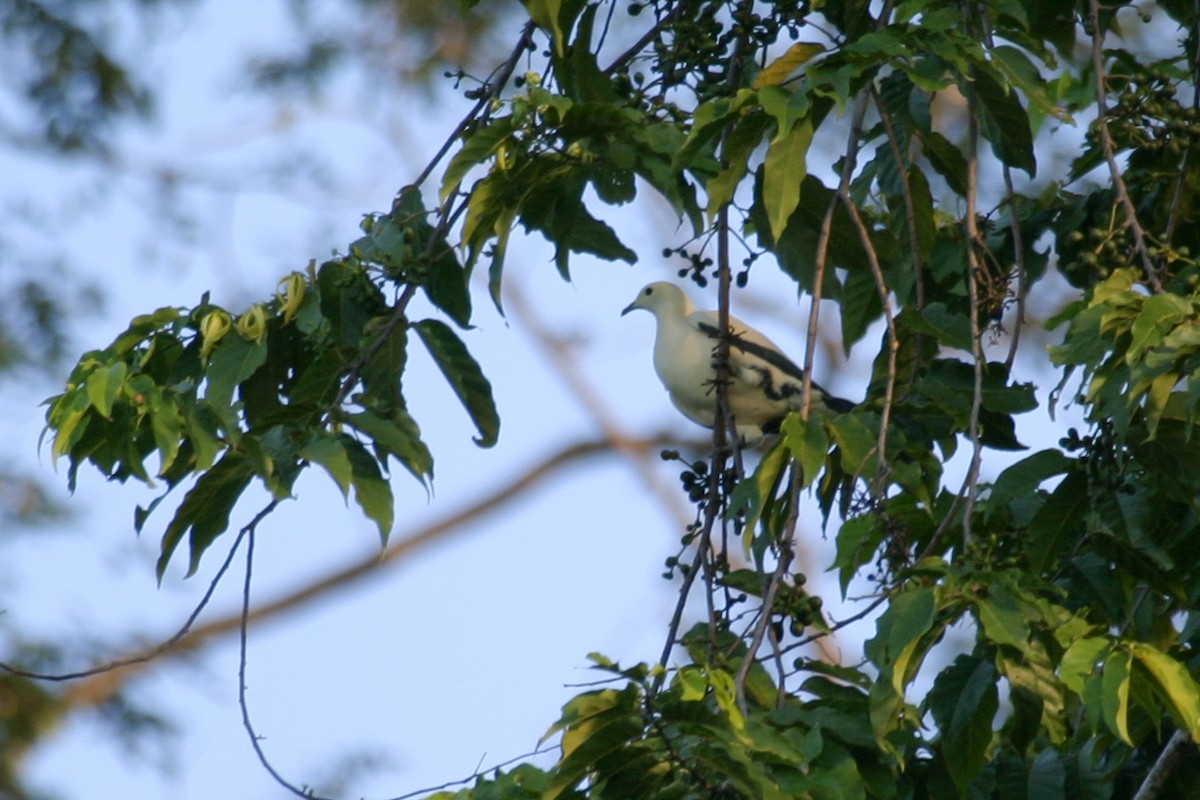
[343,436,394,543]
[150,393,183,475]
[970,63,1036,175]
[780,412,828,487]
[359,321,407,411]
[301,432,353,497]
[519,166,637,277]
[413,319,499,447]
[1130,642,1200,741]
[156,452,254,581]
[347,408,433,483]
[927,654,999,793]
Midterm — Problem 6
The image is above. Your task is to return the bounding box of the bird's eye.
[644,287,653,296]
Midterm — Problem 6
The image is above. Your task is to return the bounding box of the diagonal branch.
[54,436,677,714]
[1086,0,1162,292]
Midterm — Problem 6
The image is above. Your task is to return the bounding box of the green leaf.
[156,452,254,581]
[827,412,879,479]
[439,116,515,201]
[920,302,973,351]
[521,0,584,58]
[761,116,814,242]
[706,112,771,215]
[346,408,433,483]
[1027,749,1067,800]
[343,437,394,543]
[85,361,127,419]
[833,515,882,595]
[987,449,1074,516]
[730,436,789,546]
[359,322,407,411]
[780,412,828,487]
[1127,293,1192,365]
[204,334,268,412]
[1059,637,1109,696]
[289,349,346,410]
[866,586,937,695]
[970,64,1036,175]
[423,247,473,329]
[413,319,499,447]
[48,389,93,462]
[318,260,388,351]
[301,433,353,497]
[927,655,998,793]
[519,167,637,276]
[150,393,183,475]
[973,577,1030,648]
[188,403,224,470]
[920,130,968,196]
[1027,469,1088,571]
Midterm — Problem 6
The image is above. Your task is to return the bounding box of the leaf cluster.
[45,188,498,580]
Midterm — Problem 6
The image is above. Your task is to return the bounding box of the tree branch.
[54,436,679,714]
[1132,729,1194,800]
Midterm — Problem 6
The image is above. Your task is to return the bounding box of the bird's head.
[621,281,690,318]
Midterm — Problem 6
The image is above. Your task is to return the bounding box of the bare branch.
[0,499,277,683]
[1132,730,1195,800]
[959,1,985,544]
[1087,0,1162,292]
[55,437,680,713]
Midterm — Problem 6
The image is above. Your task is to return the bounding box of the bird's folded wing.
[692,311,854,413]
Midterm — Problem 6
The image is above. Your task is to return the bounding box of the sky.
[0,1,1094,798]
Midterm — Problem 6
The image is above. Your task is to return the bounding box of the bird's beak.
[620,301,637,317]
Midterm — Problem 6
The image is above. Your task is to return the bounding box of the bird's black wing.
[695,320,855,413]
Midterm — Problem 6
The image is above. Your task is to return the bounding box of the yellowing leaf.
[1131,642,1200,741]
[753,42,825,89]
[1100,649,1132,745]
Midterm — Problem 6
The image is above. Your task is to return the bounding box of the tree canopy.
[12,0,1200,798]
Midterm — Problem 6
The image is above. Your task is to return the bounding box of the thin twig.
[1163,5,1200,245]
[0,499,277,683]
[237,514,322,800]
[326,20,537,424]
[733,467,798,714]
[959,1,985,544]
[869,84,926,310]
[411,21,537,191]
[233,443,647,800]
[975,16,1028,373]
[602,0,689,75]
[802,96,868,420]
[57,438,678,713]
[839,192,898,497]
[1087,0,1162,292]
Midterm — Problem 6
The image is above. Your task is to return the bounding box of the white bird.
[622,282,852,441]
